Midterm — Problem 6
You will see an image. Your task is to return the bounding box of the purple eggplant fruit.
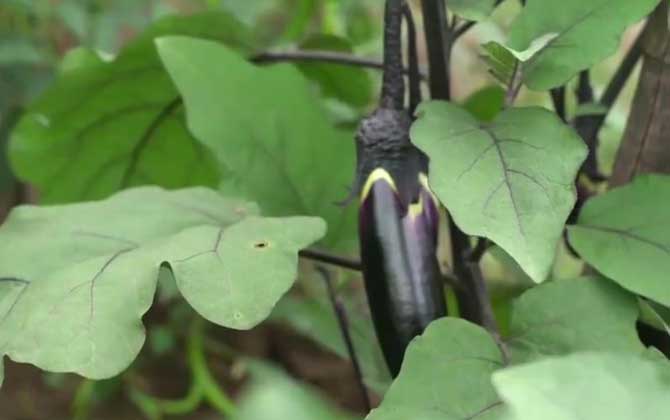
[353,0,447,377]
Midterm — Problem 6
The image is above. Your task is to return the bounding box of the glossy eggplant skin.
[356,108,447,377]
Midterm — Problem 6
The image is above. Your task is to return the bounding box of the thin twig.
[251,50,428,81]
[299,249,362,271]
[317,267,371,412]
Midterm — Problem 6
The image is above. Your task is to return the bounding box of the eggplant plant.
[2,0,670,419]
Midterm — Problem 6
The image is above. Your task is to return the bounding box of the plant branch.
[317,267,371,412]
[403,2,422,114]
[420,0,452,100]
[420,1,500,339]
[549,86,566,122]
[299,249,362,271]
[251,49,428,80]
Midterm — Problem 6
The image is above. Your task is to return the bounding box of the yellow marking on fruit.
[408,195,424,219]
[419,172,440,207]
[360,168,397,201]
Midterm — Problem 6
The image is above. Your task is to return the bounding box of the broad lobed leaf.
[0,187,325,383]
[412,101,586,282]
[493,352,670,420]
[156,36,357,249]
[568,174,670,307]
[9,12,254,203]
[367,277,645,419]
[508,0,660,90]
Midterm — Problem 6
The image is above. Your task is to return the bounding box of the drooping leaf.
[448,0,497,21]
[568,175,670,307]
[367,277,643,419]
[412,101,586,282]
[9,12,254,203]
[0,187,325,382]
[296,34,373,108]
[507,0,660,90]
[157,36,356,248]
[493,352,670,420]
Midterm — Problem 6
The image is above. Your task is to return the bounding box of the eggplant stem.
[403,2,422,115]
[299,249,362,271]
[381,0,406,109]
[317,267,372,412]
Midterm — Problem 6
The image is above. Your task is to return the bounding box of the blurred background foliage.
[0,1,643,419]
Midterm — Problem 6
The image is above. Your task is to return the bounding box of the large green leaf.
[367,318,505,420]
[9,12,254,203]
[367,277,643,419]
[506,278,644,364]
[493,352,670,420]
[157,36,356,248]
[568,175,670,307]
[0,187,325,384]
[507,0,660,90]
[412,101,586,282]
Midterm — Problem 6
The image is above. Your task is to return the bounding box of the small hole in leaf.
[233,311,243,320]
[254,241,269,249]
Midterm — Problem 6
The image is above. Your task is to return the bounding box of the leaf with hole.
[157,36,357,249]
[9,12,253,203]
[568,174,670,307]
[0,187,325,384]
[412,101,586,282]
[507,0,660,89]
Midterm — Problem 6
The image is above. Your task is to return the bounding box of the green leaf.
[296,34,373,107]
[0,187,325,382]
[507,0,660,90]
[493,352,670,420]
[9,12,254,203]
[481,34,557,87]
[366,318,505,420]
[462,85,506,122]
[412,101,586,282]
[235,361,358,420]
[367,277,643,419]
[568,175,670,307]
[506,278,644,364]
[157,36,356,248]
[448,0,497,21]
